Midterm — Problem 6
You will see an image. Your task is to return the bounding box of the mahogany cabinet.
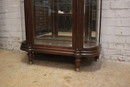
[21,0,102,71]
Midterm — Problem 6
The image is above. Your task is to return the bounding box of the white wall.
[0,0,130,62]
[101,0,130,62]
[0,0,23,50]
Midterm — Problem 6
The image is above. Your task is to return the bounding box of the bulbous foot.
[95,58,99,62]
[75,68,80,72]
[29,61,33,65]
[94,56,99,62]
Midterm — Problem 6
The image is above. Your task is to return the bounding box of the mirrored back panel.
[83,0,101,48]
[33,0,72,47]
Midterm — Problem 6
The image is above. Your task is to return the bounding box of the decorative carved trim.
[20,41,32,52]
[74,49,81,58]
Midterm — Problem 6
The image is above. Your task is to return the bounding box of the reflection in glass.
[33,0,72,47]
[84,0,101,48]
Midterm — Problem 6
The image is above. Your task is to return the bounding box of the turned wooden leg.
[74,50,81,71]
[75,57,81,72]
[94,56,99,62]
[33,52,36,59]
[27,52,34,64]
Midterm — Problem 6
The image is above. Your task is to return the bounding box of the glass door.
[83,0,101,48]
[33,0,73,47]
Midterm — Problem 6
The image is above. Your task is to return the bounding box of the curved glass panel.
[33,0,72,47]
[83,0,101,48]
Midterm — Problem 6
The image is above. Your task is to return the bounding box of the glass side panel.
[83,0,101,48]
[33,0,72,47]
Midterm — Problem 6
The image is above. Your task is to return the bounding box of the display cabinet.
[21,0,102,71]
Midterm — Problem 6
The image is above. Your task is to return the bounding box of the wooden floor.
[0,49,130,87]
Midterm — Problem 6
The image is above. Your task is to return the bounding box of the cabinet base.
[21,41,101,71]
